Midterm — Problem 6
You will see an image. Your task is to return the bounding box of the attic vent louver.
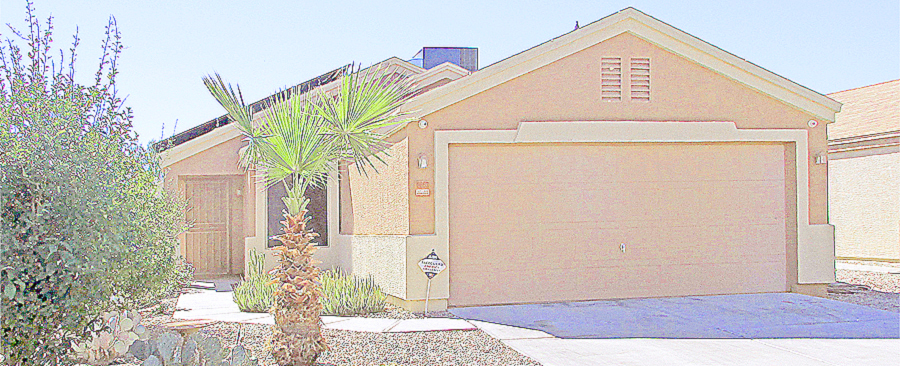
[630,57,651,102]
[600,57,622,101]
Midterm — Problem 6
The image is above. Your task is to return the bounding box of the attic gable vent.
[630,57,651,102]
[600,57,623,101]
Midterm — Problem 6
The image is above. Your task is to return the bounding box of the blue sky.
[2,0,898,144]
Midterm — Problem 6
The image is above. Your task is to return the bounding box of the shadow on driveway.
[450,293,899,339]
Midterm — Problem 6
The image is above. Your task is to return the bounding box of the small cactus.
[71,310,148,365]
[130,331,258,366]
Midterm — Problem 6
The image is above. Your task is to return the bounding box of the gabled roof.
[827,79,899,141]
[154,65,349,153]
[402,7,842,122]
[158,57,471,167]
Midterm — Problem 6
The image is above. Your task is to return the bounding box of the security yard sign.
[418,250,446,316]
[418,250,446,279]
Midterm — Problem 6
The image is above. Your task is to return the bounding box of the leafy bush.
[320,269,386,316]
[0,2,187,363]
[233,249,276,313]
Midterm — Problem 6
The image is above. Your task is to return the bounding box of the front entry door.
[182,176,244,277]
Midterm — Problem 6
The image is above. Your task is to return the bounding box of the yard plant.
[320,269,386,316]
[0,2,189,364]
[204,64,416,365]
[233,249,276,313]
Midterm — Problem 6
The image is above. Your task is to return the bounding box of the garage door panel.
[449,143,787,306]
[453,268,579,306]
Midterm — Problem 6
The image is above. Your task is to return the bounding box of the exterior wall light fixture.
[418,154,428,169]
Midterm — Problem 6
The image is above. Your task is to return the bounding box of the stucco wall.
[406,32,829,235]
[350,236,407,298]
[163,136,255,235]
[349,138,410,235]
[829,151,900,261]
[163,136,256,274]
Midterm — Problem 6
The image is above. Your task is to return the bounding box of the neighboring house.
[827,80,899,262]
[158,8,841,311]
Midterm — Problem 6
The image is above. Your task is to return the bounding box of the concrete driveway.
[450,293,900,365]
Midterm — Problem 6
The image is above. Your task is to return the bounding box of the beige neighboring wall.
[407,32,831,235]
[829,150,900,262]
[826,80,900,262]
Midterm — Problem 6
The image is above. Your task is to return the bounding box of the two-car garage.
[447,142,791,307]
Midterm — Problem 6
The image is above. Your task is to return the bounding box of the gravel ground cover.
[829,261,900,313]
[120,293,538,366]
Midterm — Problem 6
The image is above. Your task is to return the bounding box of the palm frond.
[202,73,268,168]
[310,63,417,174]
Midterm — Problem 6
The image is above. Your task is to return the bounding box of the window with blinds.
[630,57,651,102]
[600,57,622,101]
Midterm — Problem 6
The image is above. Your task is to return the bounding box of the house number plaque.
[415,180,431,197]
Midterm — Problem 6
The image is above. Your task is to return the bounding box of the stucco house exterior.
[827,80,899,262]
[158,8,842,311]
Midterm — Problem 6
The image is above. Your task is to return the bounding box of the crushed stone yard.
[132,298,538,366]
[117,260,898,365]
[829,261,900,313]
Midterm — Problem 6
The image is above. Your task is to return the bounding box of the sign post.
[417,249,446,316]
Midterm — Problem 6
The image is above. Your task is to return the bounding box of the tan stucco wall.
[407,32,829,235]
[348,138,410,235]
[163,137,256,267]
[829,151,900,261]
[350,235,407,299]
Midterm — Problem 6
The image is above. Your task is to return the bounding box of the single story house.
[827,80,899,262]
[158,8,841,311]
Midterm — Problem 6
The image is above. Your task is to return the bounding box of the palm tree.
[203,64,416,366]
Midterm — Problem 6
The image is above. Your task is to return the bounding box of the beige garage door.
[448,142,788,307]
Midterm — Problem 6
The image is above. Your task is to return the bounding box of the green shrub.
[232,249,276,313]
[320,269,386,316]
[0,2,187,363]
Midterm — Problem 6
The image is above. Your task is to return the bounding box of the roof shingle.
[827,79,899,141]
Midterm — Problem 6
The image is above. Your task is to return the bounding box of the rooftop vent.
[410,47,478,72]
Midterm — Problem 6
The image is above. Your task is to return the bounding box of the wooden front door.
[182,176,244,277]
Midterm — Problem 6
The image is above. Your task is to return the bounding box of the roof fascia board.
[403,9,841,122]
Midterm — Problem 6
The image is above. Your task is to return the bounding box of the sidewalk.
[172,290,476,333]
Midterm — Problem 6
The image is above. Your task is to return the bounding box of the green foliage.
[129,331,258,366]
[320,269,386,316]
[202,64,417,216]
[232,249,276,313]
[0,2,188,364]
[206,60,417,366]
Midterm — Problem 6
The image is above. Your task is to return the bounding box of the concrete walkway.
[452,294,900,366]
[451,293,899,339]
[172,290,475,333]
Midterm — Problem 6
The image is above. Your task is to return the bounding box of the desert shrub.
[0,2,187,364]
[320,269,386,316]
[129,331,258,366]
[233,249,276,313]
